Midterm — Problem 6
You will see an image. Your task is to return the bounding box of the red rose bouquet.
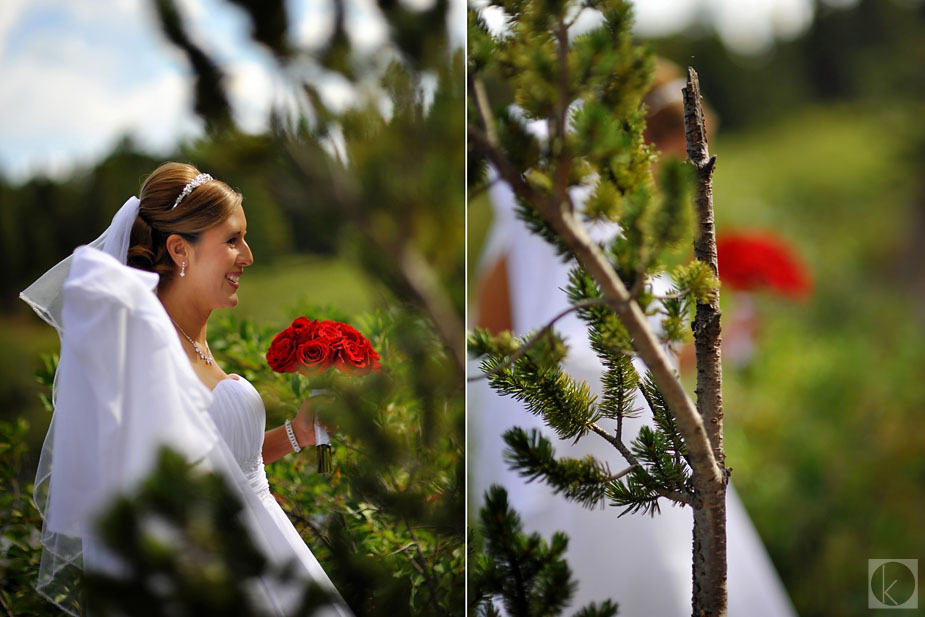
[266,317,381,471]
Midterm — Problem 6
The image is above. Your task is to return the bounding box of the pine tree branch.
[473,128,724,495]
[588,422,633,464]
[467,299,612,382]
[587,422,690,507]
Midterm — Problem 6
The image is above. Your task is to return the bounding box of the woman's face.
[184,203,253,310]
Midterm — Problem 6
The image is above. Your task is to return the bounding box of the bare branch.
[472,76,499,147]
[608,465,635,481]
[397,245,466,377]
[683,67,724,464]
[684,65,728,617]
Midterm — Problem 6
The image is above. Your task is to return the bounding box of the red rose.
[337,322,363,343]
[297,340,334,375]
[314,320,343,345]
[337,338,381,375]
[266,328,300,373]
[290,317,319,344]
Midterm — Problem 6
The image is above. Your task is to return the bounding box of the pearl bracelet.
[284,419,301,453]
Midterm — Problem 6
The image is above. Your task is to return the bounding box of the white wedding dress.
[207,374,343,607]
[30,246,351,617]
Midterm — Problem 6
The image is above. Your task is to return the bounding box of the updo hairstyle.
[127,162,242,282]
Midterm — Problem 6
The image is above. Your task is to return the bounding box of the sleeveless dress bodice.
[207,375,275,507]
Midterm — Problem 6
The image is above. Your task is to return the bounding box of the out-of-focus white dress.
[33,246,351,617]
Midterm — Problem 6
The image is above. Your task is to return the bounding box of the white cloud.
[0,0,29,65]
[0,4,200,180]
[629,0,816,55]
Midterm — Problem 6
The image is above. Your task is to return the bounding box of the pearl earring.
[180,261,186,278]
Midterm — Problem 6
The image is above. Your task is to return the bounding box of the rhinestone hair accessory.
[170,173,213,210]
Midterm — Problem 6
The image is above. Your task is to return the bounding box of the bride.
[21,162,353,616]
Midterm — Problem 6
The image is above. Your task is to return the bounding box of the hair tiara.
[171,173,213,210]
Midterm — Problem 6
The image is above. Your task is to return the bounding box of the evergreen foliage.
[83,447,338,617]
[472,329,600,443]
[469,485,618,617]
[502,428,612,509]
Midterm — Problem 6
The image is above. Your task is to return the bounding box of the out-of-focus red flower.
[716,231,812,299]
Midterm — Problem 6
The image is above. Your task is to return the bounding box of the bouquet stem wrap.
[314,418,332,474]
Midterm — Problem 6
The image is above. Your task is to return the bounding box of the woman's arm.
[262,398,318,465]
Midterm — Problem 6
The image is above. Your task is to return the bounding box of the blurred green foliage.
[76,305,464,616]
[84,447,339,617]
[711,105,925,617]
[0,419,44,615]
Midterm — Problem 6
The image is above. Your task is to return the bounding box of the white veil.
[20,196,142,613]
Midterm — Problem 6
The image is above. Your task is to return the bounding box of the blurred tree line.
[648,0,925,131]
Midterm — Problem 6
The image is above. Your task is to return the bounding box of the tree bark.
[683,66,727,617]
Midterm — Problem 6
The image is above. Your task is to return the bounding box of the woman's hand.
[291,392,335,447]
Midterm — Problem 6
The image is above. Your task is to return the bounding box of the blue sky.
[0,0,817,182]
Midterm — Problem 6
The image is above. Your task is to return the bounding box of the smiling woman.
[20,162,353,617]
